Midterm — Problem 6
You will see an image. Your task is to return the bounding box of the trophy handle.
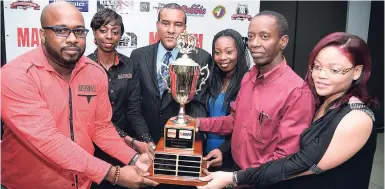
[196,64,210,94]
[159,62,171,92]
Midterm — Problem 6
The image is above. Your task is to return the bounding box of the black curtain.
[1,1,4,139]
[1,1,6,66]
[367,1,384,132]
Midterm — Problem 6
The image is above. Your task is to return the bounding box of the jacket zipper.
[68,87,79,189]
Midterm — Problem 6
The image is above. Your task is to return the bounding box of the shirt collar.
[157,42,179,60]
[91,49,121,66]
[32,46,88,72]
[251,56,288,85]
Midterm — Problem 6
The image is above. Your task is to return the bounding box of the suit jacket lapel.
[145,43,160,94]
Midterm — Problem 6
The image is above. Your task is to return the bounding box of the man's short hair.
[90,8,124,36]
[157,3,187,25]
[256,10,288,37]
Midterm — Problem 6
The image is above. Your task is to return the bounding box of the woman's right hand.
[203,149,223,168]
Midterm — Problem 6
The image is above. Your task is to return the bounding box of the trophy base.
[170,116,191,126]
[148,174,207,186]
[148,138,208,186]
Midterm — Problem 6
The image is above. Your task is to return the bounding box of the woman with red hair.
[198,32,378,189]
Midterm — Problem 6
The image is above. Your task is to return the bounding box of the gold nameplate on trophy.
[148,30,210,186]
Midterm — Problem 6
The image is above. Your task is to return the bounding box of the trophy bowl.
[168,55,209,126]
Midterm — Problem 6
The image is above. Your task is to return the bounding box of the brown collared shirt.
[88,51,153,143]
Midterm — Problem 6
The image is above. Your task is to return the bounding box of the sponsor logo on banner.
[140,2,150,12]
[149,32,203,48]
[49,0,88,12]
[231,4,252,21]
[212,5,226,19]
[167,129,176,138]
[118,32,137,48]
[181,4,206,17]
[10,0,40,10]
[179,130,192,139]
[17,28,41,47]
[152,2,165,13]
[97,0,133,14]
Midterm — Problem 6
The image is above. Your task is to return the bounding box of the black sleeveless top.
[236,102,377,189]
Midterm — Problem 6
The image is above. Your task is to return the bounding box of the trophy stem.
[173,104,189,126]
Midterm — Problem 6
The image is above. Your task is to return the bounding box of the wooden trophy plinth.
[148,119,208,186]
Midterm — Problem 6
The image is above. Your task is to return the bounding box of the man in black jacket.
[130,3,211,144]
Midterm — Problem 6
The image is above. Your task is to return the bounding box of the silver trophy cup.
[159,31,209,126]
[150,31,210,184]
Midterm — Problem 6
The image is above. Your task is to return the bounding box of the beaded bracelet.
[111,166,120,185]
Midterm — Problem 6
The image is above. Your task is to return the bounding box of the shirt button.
[109,79,111,81]
[110,90,114,93]
[111,102,115,105]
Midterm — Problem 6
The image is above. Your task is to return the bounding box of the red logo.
[167,129,176,138]
[17,28,41,47]
[149,32,203,48]
[181,4,206,17]
[10,0,40,10]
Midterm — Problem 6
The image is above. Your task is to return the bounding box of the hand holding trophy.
[148,30,210,186]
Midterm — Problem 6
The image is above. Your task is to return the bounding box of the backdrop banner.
[4,0,259,62]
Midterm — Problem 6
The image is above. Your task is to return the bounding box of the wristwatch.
[232,171,238,186]
[129,153,140,165]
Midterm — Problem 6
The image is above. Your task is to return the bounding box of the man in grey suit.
[130,3,211,146]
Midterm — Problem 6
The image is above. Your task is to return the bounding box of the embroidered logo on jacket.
[118,73,132,79]
[78,85,96,92]
[78,85,97,104]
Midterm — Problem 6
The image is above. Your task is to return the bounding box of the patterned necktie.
[157,52,172,96]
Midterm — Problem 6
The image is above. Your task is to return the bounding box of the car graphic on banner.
[231,4,252,21]
[10,0,40,10]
